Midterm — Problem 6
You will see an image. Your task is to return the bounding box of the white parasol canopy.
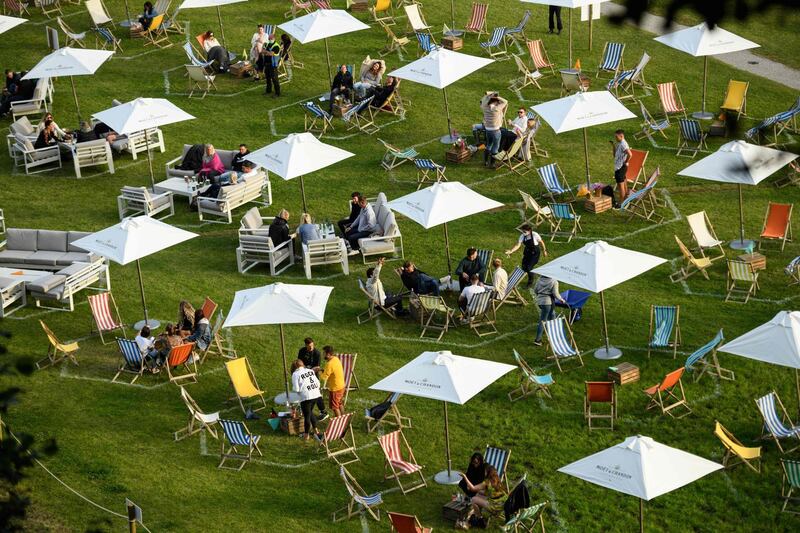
[0,15,26,35]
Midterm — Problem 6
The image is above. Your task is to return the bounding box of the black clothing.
[263,40,281,96]
[459,461,487,497]
[206,45,230,73]
[503,478,531,522]
[231,150,249,172]
[337,201,362,235]
[299,398,318,435]
[178,144,205,172]
[330,70,354,92]
[548,6,563,31]
[297,347,321,369]
[34,130,56,149]
[268,216,290,246]
[521,232,541,286]
[139,7,155,30]
[614,165,628,184]
[401,269,439,296]
[76,130,98,143]
[369,80,397,109]
[455,256,487,289]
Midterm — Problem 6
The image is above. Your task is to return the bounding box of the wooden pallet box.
[584,194,612,214]
[280,416,304,435]
[442,36,463,51]
[608,362,640,385]
[442,500,471,523]
[738,252,766,271]
[446,147,471,163]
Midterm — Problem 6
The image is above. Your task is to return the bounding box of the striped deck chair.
[643,367,691,418]
[607,52,650,101]
[496,267,528,308]
[38,320,79,369]
[746,97,800,146]
[163,6,185,34]
[485,445,511,490]
[715,420,761,473]
[414,158,446,189]
[550,203,582,243]
[113,338,148,384]
[687,211,726,263]
[755,391,800,454]
[464,290,497,337]
[301,101,334,138]
[322,413,359,466]
[218,419,262,470]
[676,118,707,158]
[647,305,681,358]
[464,2,488,39]
[333,466,383,522]
[143,14,171,48]
[480,27,508,60]
[720,79,748,119]
[174,386,220,441]
[183,41,214,74]
[388,512,432,533]
[370,0,395,25]
[378,20,410,59]
[670,235,712,283]
[527,39,555,77]
[542,316,584,372]
[357,278,398,324]
[336,352,359,393]
[508,349,553,401]
[774,160,800,188]
[596,41,625,78]
[40,0,63,18]
[57,17,85,47]
[501,500,548,533]
[585,381,617,430]
[165,342,197,385]
[94,26,123,52]
[343,96,379,135]
[509,54,543,92]
[415,31,438,56]
[786,256,800,285]
[505,10,531,47]
[378,429,426,494]
[476,248,493,281]
[379,139,417,170]
[725,259,759,303]
[366,391,411,432]
[781,459,800,514]
[636,101,670,141]
[620,179,661,223]
[537,163,575,203]
[312,0,330,9]
[284,0,312,18]
[657,81,687,119]
[225,356,267,413]
[625,149,648,190]
[759,202,793,251]
[684,329,731,382]
[200,312,237,363]
[517,190,554,231]
[88,292,125,344]
[493,136,527,175]
[418,295,455,342]
[4,0,30,16]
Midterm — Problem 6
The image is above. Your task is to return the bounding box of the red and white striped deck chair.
[464,2,488,39]
[4,0,30,16]
[527,39,555,77]
[322,413,360,466]
[378,429,426,494]
[338,352,358,408]
[88,292,125,345]
[658,81,687,119]
[201,296,217,322]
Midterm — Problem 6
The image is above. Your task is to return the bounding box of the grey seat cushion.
[67,232,91,252]
[27,274,66,294]
[0,276,22,289]
[198,198,223,212]
[241,207,262,230]
[151,195,172,209]
[0,250,35,263]
[360,239,395,255]
[239,235,270,247]
[167,168,195,178]
[26,251,65,266]
[57,262,89,276]
[272,248,290,262]
[6,228,38,251]
[56,252,95,266]
[37,230,68,252]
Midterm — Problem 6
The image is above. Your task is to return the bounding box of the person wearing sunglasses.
[201,30,230,73]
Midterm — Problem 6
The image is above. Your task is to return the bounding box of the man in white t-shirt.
[459,274,486,311]
[508,107,528,136]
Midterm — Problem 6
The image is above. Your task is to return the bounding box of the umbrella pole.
[279,323,291,406]
[299,176,308,213]
[443,222,452,274]
[123,0,133,26]
[136,258,149,326]
[639,499,644,533]
[450,0,455,31]
[568,8,573,66]
[69,76,81,123]
[588,8,593,51]
[434,401,460,484]
[145,134,155,191]
[594,291,622,360]
[796,368,800,418]
[216,6,226,50]
[692,56,714,120]
[440,87,456,144]
[730,183,753,250]
[582,127,591,188]
[324,38,332,87]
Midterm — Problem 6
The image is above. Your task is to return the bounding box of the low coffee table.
[154,178,205,204]
[0,267,51,284]
[0,267,51,317]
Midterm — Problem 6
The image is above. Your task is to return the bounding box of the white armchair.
[13,133,61,174]
[117,186,174,220]
[10,78,49,122]
[236,207,294,275]
[302,238,349,279]
[73,138,114,178]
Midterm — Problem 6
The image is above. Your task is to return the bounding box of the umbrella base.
[119,19,136,27]
[691,111,715,120]
[729,238,755,250]
[434,470,463,485]
[594,346,622,360]
[440,133,460,144]
[133,318,160,331]
[274,392,302,405]
[444,29,464,37]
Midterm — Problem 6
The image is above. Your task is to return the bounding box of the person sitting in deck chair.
[459,452,487,497]
[185,309,210,358]
[490,257,508,296]
[154,323,184,366]
[508,107,528,136]
[455,248,488,290]
[459,274,485,312]
[533,275,565,346]
[329,64,354,112]
[366,257,408,316]
[369,76,399,109]
[137,1,156,31]
[354,59,385,99]
[201,30,230,73]
[459,466,507,527]
[177,300,195,336]
[135,325,161,369]
[397,260,440,296]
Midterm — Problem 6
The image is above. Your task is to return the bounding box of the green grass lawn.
[1,1,800,531]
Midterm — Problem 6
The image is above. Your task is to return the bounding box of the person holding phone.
[612,129,632,206]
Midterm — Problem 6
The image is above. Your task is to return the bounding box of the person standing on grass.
[480,92,508,169]
[319,346,345,417]
[533,275,565,346]
[548,5,563,34]
[298,337,327,421]
[263,34,281,97]
[505,224,548,288]
[612,129,632,206]
[291,359,323,441]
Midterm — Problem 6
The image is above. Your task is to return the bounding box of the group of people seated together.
[328,60,400,112]
[474,91,543,169]
[290,339,347,441]
[133,300,211,369]
[456,452,508,529]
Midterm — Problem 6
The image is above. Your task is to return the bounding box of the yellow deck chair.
[370,0,395,25]
[38,320,79,369]
[720,80,748,119]
[225,357,267,413]
[714,420,761,473]
[670,235,712,282]
[144,14,171,48]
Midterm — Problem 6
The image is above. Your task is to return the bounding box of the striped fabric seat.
[552,203,575,220]
[685,329,724,370]
[465,2,488,36]
[484,445,510,483]
[476,249,492,276]
[782,459,800,513]
[727,259,758,304]
[379,138,417,170]
[649,305,679,357]
[335,466,383,522]
[597,42,624,74]
[527,39,554,72]
[88,292,124,344]
[379,430,422,474]
[221,419,259,447]
[658,82,685,115]
[679,118,703,142]
[501,266,526,301]
[342,97,377,134]
[505,10,530,38]
[785,256,800,282]
[466,289,497,337]
[537,163,572,201]
[325,412,353,442]
[388,145,417,159]
[509,349,553,401]
[607,69,635,90]
[312,0,330,8]
[746,97,800,144]
[543,317,577,357]
[5,0,29,15]
[323,413,360,465]
[501,501,548,532]
[414,158,441,170]
[118,338,144,367]
[620,177,662,223]
[467,290,492,316]
[416,32,438,54]
[302,101,331,120]
[636,102,670,140]
[342,469,382,507]
[183,42,213,69]
[683,329,731,382]
[757,393,800,439]
[338,353,358,390]
[218,418,262,470]
[550,203,582,242]
[378,429,426,493]
[301,100,334,137]
[94,26,121,52]
[677,118,707,158]
[480,27,507,58]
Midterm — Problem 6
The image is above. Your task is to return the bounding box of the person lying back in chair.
[201,30,230,73]
[211,160,258,186]
[366,257,408,316]
[395,260,440,296]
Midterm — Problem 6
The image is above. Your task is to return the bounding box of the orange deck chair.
[643,367,692,418]
[625,148,649,191]
[585,381,617,430]
[759,202,793,251]
[165,342,197,385]
[388,512,432,533]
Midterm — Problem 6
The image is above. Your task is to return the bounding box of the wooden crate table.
[608,362,640,385]
[348,0,368,11]
[279,416,304,435]
[737,252,766,271]
[442,499,471,523]
[584,194,612,214]
[442,35,463,51]
[230,61,254,78]
[445,147,471,164]
[332,102,353,118]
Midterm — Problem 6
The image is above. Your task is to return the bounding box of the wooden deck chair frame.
[333,466,383,522]
[343,97,379,135]
[676,118,708,158]
[225,356,268,413]
[40,0,63,18]
[201,312,237,363]
[495,267,529,309]
[418,295,454,342]
[625,149,649,191]
[94,26,123,52]
[378,20,410,59]
[636,101,670,141]
[284,0,312,18]
[38,320,79,369]
[218,419,262,470]
[657,81,687,119]
[493,135,528,175]
[781,459,800,514]
[670,235,712,283]
[549,202,582,243]
[144,14,171,48]
[584,381,617,430]
[774,161,800,188]
[687,210,726,263]
[5,0,30,16]
[537,162,576,203]
[759,201,793,251]
[720,79,748,119]
[388,512,432,533]
[357,279,398,324]
[366,392,412,433]
[322,413,360,466]
[526,39,555,77]
[509,54,542,93]
[370,0,396,26]
[464,2,489,40]
[86,0,114,28]
[517,190,554,231]
[379,138,417,170]
[112,337,150,384]
[87,291,125,344]
[756,391,800,454]
[620,183,662,224]
[647,305,681,358]
[508,349,552,401]
[186,64,216,99]
[595,41,625,78]
[480,27,509,60]
[725,259,759,303]
[643,367,692,418]
[464,290,498,337]
[543,316,584,372]
[165,342,197,385]
[786,256,800,286]
[379,429,426,494]
[414,158,447,189]
[57,16,84,47]
[501,499,548,533]
[715,420,761,473]
[685,329,733,383]
[301,101,334,138]
[174,386,219,441]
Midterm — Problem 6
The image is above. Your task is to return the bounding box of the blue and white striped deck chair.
[504,9,530,47]
[525,111,548,158]
[785,256,800,285]
[94,26,122,52]
[218,419,262,470]
[607,52,650,101]
[485,445,512,490]
[684,329,731,382]
[476,248,493,282]
[465,290,497,337]
[501,500,549,533]
[537,162,575,202]
[549,203,582,243]
[746,97,800,146]
[676,118,707,158]
[343,96,379,135]
[183,41,213,71]
[755,392,800,454]
[365,391,411,433]
[378,138,417,170]
[301,101,334,137]
[647,305,681,358]
[415,32,439,56]
[596,41,625,78]
[496,266,528,309]
[333,466,383,522]
[163,6,185,34]
[725,259,759,303]
[480,27,508,60]
[414,158,447,189]
[508,349,553,401]
[636,101,670,141]
[542,316,584,372]
[619,179,662,223]
[113,338,147,384]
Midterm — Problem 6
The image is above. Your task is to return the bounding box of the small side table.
[442,35,463,51]
[445,147,471,164]
[608,362,640,385]
[584,195,612,214]
[332,102,353,118]
[230,61,254,78]
[442,500,471,523]
[0,277,26,318]
[737,252,766,271]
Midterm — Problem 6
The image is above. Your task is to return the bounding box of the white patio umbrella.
[720,311,800,411]
[246,132,354,213]
[559,435,722,532]
[521,0,612,64]
[654,23,758,119]
[387,181,503,272]
[0,15,26,35]
[22,47,114,122]
[71,216,197,330]
[532,91,636,188]
[223,283,333,405]
[388,49,493,143]
[93,98,196,191]
[278,9,369,86]
[533,240,665,359]
[371,350,515,484]
[677,140,797,249]
[178,0,246,49]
